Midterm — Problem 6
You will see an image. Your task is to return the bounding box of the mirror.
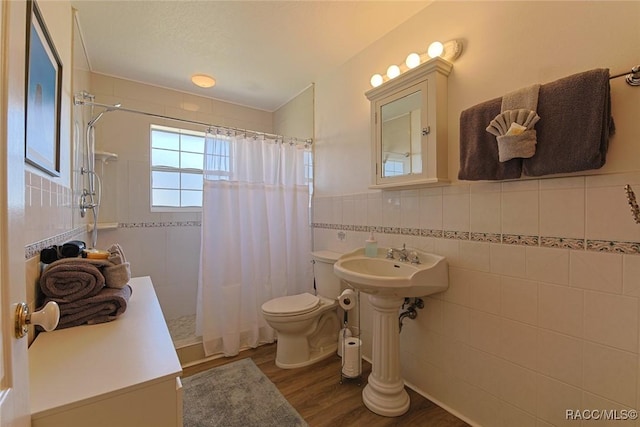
[381,91,422,178]
[366,57,452,188]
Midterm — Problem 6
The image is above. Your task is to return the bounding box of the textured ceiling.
[71,1,431,111]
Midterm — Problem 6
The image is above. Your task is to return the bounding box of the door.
[0,0,31,425]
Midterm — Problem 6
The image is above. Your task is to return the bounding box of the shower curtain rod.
[73,98,313,145]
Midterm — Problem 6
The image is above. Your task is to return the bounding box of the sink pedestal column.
[362,295,409,417]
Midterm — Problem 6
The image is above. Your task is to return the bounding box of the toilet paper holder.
[339,288,362,384]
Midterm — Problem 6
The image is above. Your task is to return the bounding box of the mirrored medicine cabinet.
[365,57,452,189]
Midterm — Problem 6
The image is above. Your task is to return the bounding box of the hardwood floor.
[182,343,469,427]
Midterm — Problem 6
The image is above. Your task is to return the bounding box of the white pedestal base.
[362,295,410,417]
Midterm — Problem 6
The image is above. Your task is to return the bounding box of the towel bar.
[624,185,640,224]
[609,65,640,86]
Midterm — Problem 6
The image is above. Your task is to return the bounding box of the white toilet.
[261,250,342,369]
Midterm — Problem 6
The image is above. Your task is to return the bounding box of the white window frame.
[150,124,209,212]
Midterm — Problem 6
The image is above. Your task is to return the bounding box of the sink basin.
[333,248,448,297]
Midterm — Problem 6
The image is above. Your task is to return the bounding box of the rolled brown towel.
[39,261,105,302]
[44,285,132,330]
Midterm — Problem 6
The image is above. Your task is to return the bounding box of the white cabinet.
[29,276,183,427]
[365,57,452,188]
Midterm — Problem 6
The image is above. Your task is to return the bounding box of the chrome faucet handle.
[409,251,420,264]
[386,248,395,259]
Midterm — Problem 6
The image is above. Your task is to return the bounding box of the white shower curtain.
[196,131,313,357]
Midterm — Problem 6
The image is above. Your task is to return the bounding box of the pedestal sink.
[333,247,448,417]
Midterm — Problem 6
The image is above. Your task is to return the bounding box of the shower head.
[88,103,122,127]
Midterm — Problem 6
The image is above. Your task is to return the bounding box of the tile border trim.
[311,223,640,255]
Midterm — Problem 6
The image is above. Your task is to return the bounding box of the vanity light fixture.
[386,65,401,79]
[427,40,463,62]
[191,73,216,88]
[369,39,463,87]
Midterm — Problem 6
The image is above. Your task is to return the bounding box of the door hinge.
[422,126,430,136]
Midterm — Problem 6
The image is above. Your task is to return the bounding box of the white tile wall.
[313,171,640,426]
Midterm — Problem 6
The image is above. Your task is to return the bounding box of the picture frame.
[25,0,62,176]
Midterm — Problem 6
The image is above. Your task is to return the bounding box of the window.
[150,125,212,210]
[383,159,404,177]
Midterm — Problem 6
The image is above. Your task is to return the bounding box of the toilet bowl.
[261,250,342,369]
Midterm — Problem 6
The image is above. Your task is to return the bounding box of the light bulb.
[191,74,216,88]
[370,74,384,87]
[386,65,401,79]
[427,41,444,58]
[405,53,421,69]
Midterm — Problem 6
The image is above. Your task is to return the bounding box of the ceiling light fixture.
[369,39,463,88]
[191,74,216,88]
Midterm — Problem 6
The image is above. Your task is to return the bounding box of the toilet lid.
[262,293,320,316]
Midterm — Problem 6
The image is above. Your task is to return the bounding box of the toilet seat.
[262,292,320,316]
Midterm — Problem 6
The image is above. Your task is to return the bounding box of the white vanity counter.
[29,276,183,427]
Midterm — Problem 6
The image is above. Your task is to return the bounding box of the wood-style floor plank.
[182,343,469,427]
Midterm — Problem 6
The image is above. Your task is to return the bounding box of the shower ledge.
[95,150,118,164]
[87,222,119,232]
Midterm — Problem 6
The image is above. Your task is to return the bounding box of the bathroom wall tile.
[444,268,473,306]
[497,361,537,414]
[582,341,637,407]
[341,195,354,225]
[330,195,343,224]
[586,184,640,243]
[539,177,585,240]
[459,240,491,272]
[312,196,330,223]
[570,250,623,294]
[467,310,501,355]
[366,192,382,227]
[500,276,538,326]
[501,180,539,237]
[442,185,469,232]
[526,246,570,285]
[455,381,502,427]
[468,270,501,315]
[582,392,636,427]
[470,182,502,234]
[537,329,583,387]
[622,254,640,297]
[400,191,420,228]
[499,401,536,427]
[127,160,155,223]
[584,291,638,353]
[419,187,443,230]
[536,374,583,427]
[434,238,460,268]
[538,283,584,338]
[382,191,401,228]
[463,346,502,397]
[352,194,367,226]
[490,243,526,278]
[441,301,470,343]
[499,318,537,369]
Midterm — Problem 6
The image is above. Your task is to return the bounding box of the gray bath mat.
[182,358,308,427]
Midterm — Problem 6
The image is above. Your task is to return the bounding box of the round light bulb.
[405,53,421,69]
[386,65,401,79]
[427,41,444,58]
[370,74,384,88]
[191,74,216,88]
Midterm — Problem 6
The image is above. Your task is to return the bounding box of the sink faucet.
[386,244,408,262]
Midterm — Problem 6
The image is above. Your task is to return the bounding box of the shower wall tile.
[582,341,637,407]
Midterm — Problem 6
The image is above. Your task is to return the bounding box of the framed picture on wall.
[25,0,62,176]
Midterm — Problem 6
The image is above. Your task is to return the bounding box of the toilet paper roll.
[342,337,362,378]
[337,327,352,358]
[338,289,357,311]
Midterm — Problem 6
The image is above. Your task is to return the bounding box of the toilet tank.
[311,250,342,299]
